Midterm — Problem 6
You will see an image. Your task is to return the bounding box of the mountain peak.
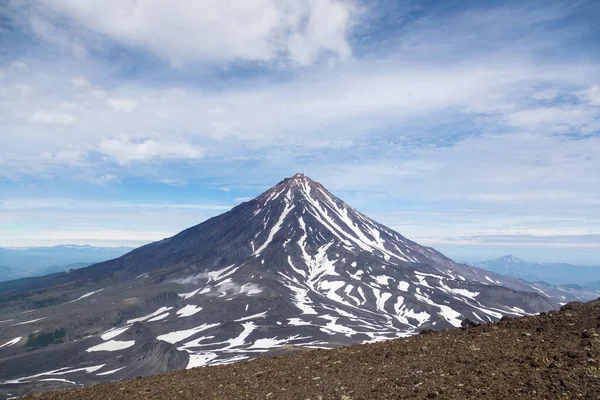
[260,174,327,206]
[276,173,311,186]
[498,255,526,263]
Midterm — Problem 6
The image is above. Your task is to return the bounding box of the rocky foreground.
[26,299,600,399]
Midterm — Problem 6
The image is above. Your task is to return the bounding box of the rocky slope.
[22,298,600,400]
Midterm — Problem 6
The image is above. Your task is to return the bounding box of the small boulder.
[461,318,479,328]
[560,302,584,312]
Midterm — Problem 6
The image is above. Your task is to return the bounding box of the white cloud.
[505,106,596,132]
[581,85,600,106]
[98,137,206,164]
[0,199,230,211]
[58,101,77,110]
[90,89,107,98]
[158,178,188,187]
[31,0,357,66]
[14,83,34,96]
[285,0,354,65]
[105,97,139,113]
[92,174,116,184]
[0,229,171,246]
[446,191,589,203]
[418,236,600,249]
[27,12,87,57]
[30,110,76,125]
[40,149,86,166]
[171,273,211,286]
[10,60,28,70]
[530,89,558,101]
[71,76,90,88]
[0,199,234,247]
[171,273,262,295]
[3,57,598,187]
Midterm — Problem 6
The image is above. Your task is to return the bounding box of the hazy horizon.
[1,238,598,267]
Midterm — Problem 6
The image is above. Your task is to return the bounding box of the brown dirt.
[26,299,600,399]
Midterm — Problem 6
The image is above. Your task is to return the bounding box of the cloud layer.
[1,0,599,264]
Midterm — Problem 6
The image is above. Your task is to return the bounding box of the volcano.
[0,174,559,397]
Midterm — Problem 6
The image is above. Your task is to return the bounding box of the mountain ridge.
[0,245,134,283]
[468,255,600,287]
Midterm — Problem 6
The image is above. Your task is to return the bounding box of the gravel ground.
[26,299,600,399]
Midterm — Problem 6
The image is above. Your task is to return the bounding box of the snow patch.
[148,312,170,322]
[127,307,173,324]
[187,352,218,369]
[100,326,130,341]
[40,378,76,384]
[248,335,305,349]
[0,337,21,348]
[97,366,126,376]
[11,317,46,326]
[235,311,268,322]
[69,289,104,303]
[86,340,135,352]
[176,305,203,318]
[254,200,295,256]
[157,323,220,344]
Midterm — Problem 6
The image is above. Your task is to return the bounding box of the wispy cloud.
[98,137,206,164]
[0,199,231,211]
[15,0,357,67]
[433,234,600,247]
[104,98,139,113]
[30,110,76,125]
[0,199,234,247]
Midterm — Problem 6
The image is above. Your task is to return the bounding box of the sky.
[0,0,599,265]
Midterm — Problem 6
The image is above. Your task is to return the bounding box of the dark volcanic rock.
[460,318,479,328]
[118,339,189,379]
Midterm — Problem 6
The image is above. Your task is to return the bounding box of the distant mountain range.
[467,255,600,287]
[0,265,20,282]
[0,245,134,282]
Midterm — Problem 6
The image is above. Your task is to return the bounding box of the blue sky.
[0,0,599,265]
